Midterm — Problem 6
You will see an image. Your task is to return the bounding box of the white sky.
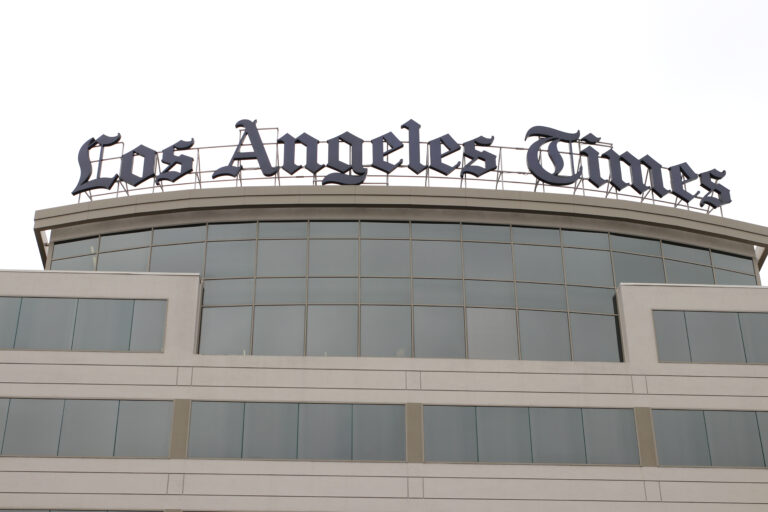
[1,0,766,278]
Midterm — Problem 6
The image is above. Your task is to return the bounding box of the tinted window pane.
[361,240,410,277]
[309,240,357,276]
[2,399,63,456]
[653,409,710,466]
[463,243,513,280]
[414,306,465,358]
[308,278,357,304]
[610,235,660,256]
[353,404,405,461]
[412,223,460,240]
[653,311,691,362]
[514,245,563,283]
[72,299,133,351]
[360,278,411,305]
[207,222,258,241]
[361,221,409,239]
[53,237,98,259]
[516,283,566,310]
[518,310,570,361]
[412,241,461,278]
[130,300,166,352]
[199,307,252,355]
[243,403,298,459]
[563,248,614,287]
[256,240,306,277]
[152,225,205,244]
[96,248,149,272]
[530,408,586,464]
[423,406,477,462]
[0,399,7,447]
[203,279,254,306]
[712,251,754,274]
[512,227,559,245]
[298,403,352,460]
[0,297,21,349]
[253,306,305,356]
[205,241,256,278]
[570,314,621,362]
[757,412,768,465]
[361,306,411,357]
[705,411,764,467]
[413,279,462,305]
[582,408,638,465]
[306,305,357,356]
[463,224,510,242]
[663,242,710,265]
[685,311,745,363]
[51,255,96,271]
[562,230,609,250]
[613,253,664,284]
[58,400,118,456]
[567,287,615,314]
[665,260,714,285]
[740,313,768,363]
[100,231,151,252]
[715,269,756,285]
[254,278,305,304]
[188,401,244,458]
[149,243,204,274]
[476,407,531,463]
[467,308,518,360]
[309,221,358,238]
[15,298,77,350]
[258,221,307,239]
[465,280,515,308]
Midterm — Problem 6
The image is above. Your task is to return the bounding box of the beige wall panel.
[183,473,408,497]
[646,376,768,397]
[418,371,633,393]
[191,367,407,390]
[0,470,168,494]
[660,481,768,503]
[0,363,177,385]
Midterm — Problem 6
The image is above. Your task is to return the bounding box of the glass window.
[662,242,711,265]
[188,401,244,458]
[361,221,409,239]
[149,243,204,274]
[612,253,665,284]
[205,241,256,278]
[610,234,660,256]
[653,311,691,362]
[361,240,410,277]
[153,225,205,244]
[685,311,745,363]
[253,306,305,356]
[203,279,254,306]
[100,231,151,252]
[423,406,477,462]
[563,248,614,287]
[562,230,609,250]
[518,310,570,361]
[243,403,298,459]
[570,314,621,362]
[309,239,358,276]
[0,297,21,349]
[463,224,510,243]
[306,305,357,356]
[512,227,559,245]
[72,299,133,351]
[516,283,566,310]
[52,237,98,260]
[463,243,513,280]
[414,306,465,358]
[58,400,118,456]
[360,278,411,305]
[715,269,756,285]
[2,399,64,456]
[0,399,7,447]
[254,278,305,304]
[664,260,714,285]
[413,279,462,305]
[582,408,638,465]
[653,409,711,466]
[130,300,166,352]
[465,280,515,308]
[308,278,357,304]
[298,403,352,460]
[114,400,172,458]
[476,407,531,463]
[96,248,149,272]
[739,313,768,363]
[51,255,96,271]
[705,411,764,467]
[199,307,252,355]
[361,306,411,357]
[567,287,615,314]
[712,251,754,274]
[467,308,518,360]
[309,221,358,238]
[207,222,258,241]
[15,298,77,350]
[412,241,461,278]
[514,245,563,283]
[256,240,306,277]
[757,412,768,465]
[258,221,307,239]
[352,404,405,461]
[412,222,460,240]
[529,407,586,464]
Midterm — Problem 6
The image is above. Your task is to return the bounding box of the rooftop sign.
[73,119,732,209]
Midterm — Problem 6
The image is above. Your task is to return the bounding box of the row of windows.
[0,297,166,352]
[654,311,768,363]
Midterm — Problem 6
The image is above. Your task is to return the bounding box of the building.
[3,128,768,511]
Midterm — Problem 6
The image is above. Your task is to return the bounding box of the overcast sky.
[1,0,766,277]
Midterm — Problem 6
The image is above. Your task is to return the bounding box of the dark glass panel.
[512,227,559,245]
[612,253,664,284]
[462,224,511,243]
[516,283,566,310]
[562,230,609,250]
[563,248,614,287]
[705,411,764,467]
[308,278,358,304]
[188,401,244,458]
[664,260,714,285]
[467,308,518,360]
[96,248,149,272]
[653,409,710,466]
[570,314,621,362]
[198,307,252,355]
[361,306,411,357]
[352,404,405,461]
[423,406,477,462]
[361,221,409,239]
[207,222,258,241]
[256,240,306,277]
[52,237,98,260]
[514,245,563,283]
[411,222,460,240]
[152,225,205,244]
[203,279,254,306]
[113,401,173,458]
[476,407,531,462]
[15,298,77,350]
[2,399,64,456]
[243,403,298,459]
[715,269,756,285]
[582,408,639,464]
[130,300,166,352]
[711,251,754,274]
[463,242,514,280]
[258,221,307,239]
[0,297,21,349]
[309,221,358,238]
[360,278,411,305]
[306,305,357,356]
[465,280,515,308]
[298,403,352,460]
[740,313,768,363]
[413,279,462,305]
[653,310,691,362]
[252,306,305,356]
[149,243,204,274]
[412,241,461,278]
[72,299,133,351]
[518,310,570,361]
[51,255,97,271]
[254,278,305,304]
[662,242,711,265]
[685,311,745,363]
[205,241,256,278]
[100,230,151,251]
[529,408,586,464]
[308,239,358,276]
[414,306,465,358]
[610,234,660,256]
[58,400,118,456]
[361,240,410,277]
[567,287,616,314]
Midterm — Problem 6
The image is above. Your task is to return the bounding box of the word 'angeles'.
[72,119,731,208]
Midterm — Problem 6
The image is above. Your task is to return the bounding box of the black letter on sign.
[525,126,582,185]
[699,169,732,208]
[461,136,497,177]
[668,162,700,203]
[156,139,195,183]
[215,119,277,178]
[278,133,325,175]
[428,134,461,175]
[71,134,122,195]
[323,132,368,185]
[600,150,648,194]
[401,119,427,174]
[119,144,157,186]
[371,132,403,174]
[640,155,669,198]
